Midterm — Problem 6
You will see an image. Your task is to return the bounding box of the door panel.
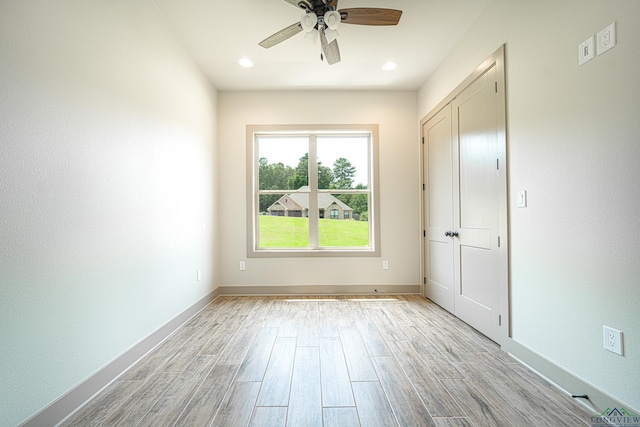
[423,107,454,313]
[427,240,454,306]
[458,84,497,229]
[460,246,493,308]
[452,66,500,341]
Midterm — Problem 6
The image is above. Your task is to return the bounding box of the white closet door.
[421,47,507,344]
[452,65,501,341]
[422,105,454,313]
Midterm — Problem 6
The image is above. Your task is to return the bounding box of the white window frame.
[246,124,381,258]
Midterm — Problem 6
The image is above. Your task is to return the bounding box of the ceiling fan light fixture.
[324,28,339,44]
[301,12,318,32]
[304,28,319,44]
[324,10,341,30]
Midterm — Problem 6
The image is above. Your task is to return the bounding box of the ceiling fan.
[259,0,402,65]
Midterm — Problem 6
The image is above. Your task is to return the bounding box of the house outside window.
[247,124,380,257]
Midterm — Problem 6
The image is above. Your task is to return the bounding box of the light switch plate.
[597,22,616,56]
[578,36,594,65]
[517,190,527,208]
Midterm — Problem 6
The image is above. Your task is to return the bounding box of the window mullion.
[368,134,373,247]
[308,135,319,248]
[253,136,260,251]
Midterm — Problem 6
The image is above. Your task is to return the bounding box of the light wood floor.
[62,295,593,427]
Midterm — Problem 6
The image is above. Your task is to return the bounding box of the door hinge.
[495,81,498,93]
[423,277,427,285]
[422,137,425,144]
[498,236,501,247]
[422,183,425,191]
[423,230,426,237]
[499,314,502,326]
[496,159,499,170]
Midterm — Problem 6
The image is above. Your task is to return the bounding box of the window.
[247,124,380,257]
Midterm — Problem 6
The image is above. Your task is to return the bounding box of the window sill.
[248,247,380,258]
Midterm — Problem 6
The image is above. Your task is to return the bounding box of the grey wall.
[0,1,218,425]
[418,0,640,411]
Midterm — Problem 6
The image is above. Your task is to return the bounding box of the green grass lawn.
[259,215,369,248]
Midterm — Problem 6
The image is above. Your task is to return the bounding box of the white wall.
[0,1,218,425]
[418,0,640,411]
[217,91,420,290]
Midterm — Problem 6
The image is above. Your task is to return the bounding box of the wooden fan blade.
[259,22,303,49]
[283,0,312,10]
[339,8,402,26]
[319,27,341,65]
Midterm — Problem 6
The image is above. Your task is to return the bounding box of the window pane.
[259,194,309,247]
[317,136,369,190]
[249,125,379,257]
[258,137,308,191]
[318,194,369,247]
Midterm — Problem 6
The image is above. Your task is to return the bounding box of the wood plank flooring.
[61,295,593,427]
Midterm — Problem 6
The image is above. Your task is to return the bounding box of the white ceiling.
[153,0,490,91]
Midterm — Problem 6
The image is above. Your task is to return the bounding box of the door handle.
[445,231,459,237]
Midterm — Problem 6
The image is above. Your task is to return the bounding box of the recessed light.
[238,58,254,68]
[382,61,397,71]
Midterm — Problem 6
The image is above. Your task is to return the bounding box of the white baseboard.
[20,289,219,427]
[218,284,421,296]
[503,338,639,418]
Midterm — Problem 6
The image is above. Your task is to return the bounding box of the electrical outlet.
[382,260,389,270]
[603,326,623,356]
[239,261,246,271]
[596,22,616,56]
